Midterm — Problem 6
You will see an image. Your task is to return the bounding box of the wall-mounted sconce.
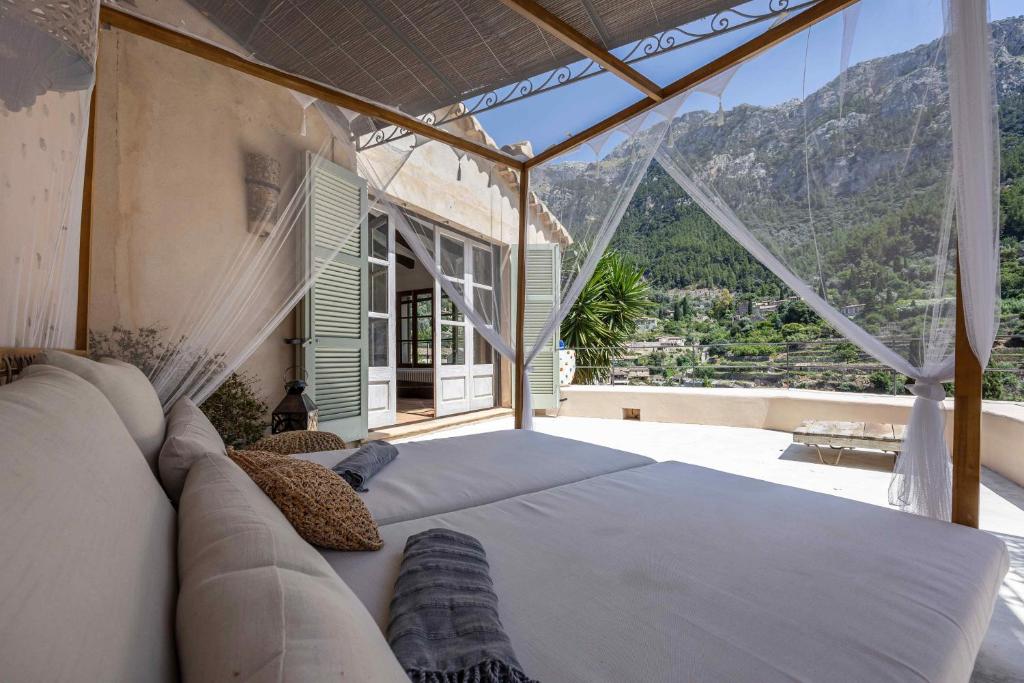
[244,152,281,237]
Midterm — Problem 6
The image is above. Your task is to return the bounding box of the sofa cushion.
[177,450,407,682]
[229,449,383,551]
[159,397,225,503]
[0,365,178,683]
[39,350,166,473]
[251,429,348,455]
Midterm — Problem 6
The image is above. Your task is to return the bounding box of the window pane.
[417,341,433,366]
[473,246,493,286]
[369,318,388,367]
[417,317,431,339]
[369,262,387,314]
[440,235,464,278]
[441,281,464,322]
[474,330,493,366]
[369,216,388,260]
[473,287,494,325]
[416,295,432,318]
[400,341,412,365]
[440,324,464,365]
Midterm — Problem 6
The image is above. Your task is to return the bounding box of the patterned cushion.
[229,449,382,551]
[251,430,347,455]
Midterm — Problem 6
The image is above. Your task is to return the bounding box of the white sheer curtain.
[1,0,98,348]
[87,84,416,408]
[948,0,1000,367]
[523,95,687,427]
[523,0,998,519]
[353,133,519,371]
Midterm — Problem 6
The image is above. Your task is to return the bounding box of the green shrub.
[89,325,268,447]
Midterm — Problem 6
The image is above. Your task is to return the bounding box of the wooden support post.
[514,170,529,429]
[75,80,98,352]
[952,266,982,527]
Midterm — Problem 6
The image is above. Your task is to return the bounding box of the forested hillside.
[568,15,1024,337]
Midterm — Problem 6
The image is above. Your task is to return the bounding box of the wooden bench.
[792,420,906,466]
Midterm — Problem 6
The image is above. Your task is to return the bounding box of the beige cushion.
[229,449,383,551]
[177,450,408,683]
[39,350,166,474]
[0,365,178,683]
[159,397,225,503]
[251,429,347,455]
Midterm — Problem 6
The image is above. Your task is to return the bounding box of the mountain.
[533,16,1024,314]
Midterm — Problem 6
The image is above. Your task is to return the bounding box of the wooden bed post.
[952,265,982,528]
[76,77,98,352]
[514,170,529,429]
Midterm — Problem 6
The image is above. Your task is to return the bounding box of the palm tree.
[560,249,651,383]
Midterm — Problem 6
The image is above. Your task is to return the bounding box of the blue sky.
[475,0,1023,159]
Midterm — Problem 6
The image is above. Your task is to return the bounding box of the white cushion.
[177,450,409,683]
[159,397,225,503]
[39,350,166,474]
[0,365,178,683]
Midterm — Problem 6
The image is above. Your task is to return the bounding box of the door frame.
[434,226,473,417]
[367,211,396,429]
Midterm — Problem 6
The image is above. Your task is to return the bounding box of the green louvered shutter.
[514,243,560,411]
[302,154,368,443]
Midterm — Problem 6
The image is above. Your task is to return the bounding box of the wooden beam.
[514,170,529,429]
[98,6,524,171]
[497,0,663,101]
[952,266,982,528]
[76,80,97,351]
[525,0,858,168]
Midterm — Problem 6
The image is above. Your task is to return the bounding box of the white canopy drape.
[526,0,999,520]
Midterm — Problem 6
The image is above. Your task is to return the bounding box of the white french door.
[434,230,471,417]
[468,243,497,411]
[367,213,396,429]
[433,228,496,417]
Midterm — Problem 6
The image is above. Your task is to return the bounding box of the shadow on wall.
[89,325,268,447]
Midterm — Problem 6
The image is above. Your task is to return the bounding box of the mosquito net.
[1,0,98,348]
[526,0,999,519]
[3,0,1000,520]
[349,126,522,420]
[80,28,419,421]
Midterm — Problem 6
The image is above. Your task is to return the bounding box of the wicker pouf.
[250,430,347,455]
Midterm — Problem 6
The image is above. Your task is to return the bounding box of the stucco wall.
[88,13,544,418]
[90,25,341,412]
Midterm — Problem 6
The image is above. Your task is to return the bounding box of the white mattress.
[322,462,1008,683]
[297,430,653,525]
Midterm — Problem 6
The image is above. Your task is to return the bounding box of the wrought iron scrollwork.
[356,0,817,151]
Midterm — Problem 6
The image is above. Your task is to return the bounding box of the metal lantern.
[0,0,98,112]
[271,369,318,434]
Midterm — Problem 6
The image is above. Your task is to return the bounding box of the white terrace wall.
[89,4,560,419]
[560,386,1024,487]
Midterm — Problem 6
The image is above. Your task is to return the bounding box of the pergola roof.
[184,0,740,117]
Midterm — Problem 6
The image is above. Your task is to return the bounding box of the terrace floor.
[398,416,1024,683]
